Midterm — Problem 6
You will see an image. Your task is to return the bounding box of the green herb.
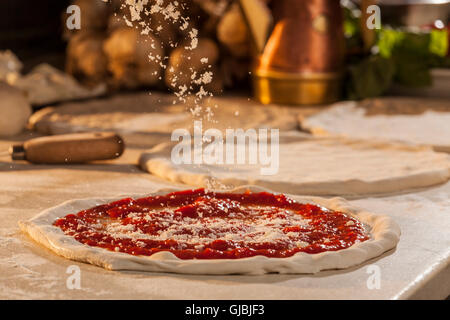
[377,28,448,87]
[346,55,395,100]
[345,21,448,99]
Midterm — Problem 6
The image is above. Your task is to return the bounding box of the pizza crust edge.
[19,186,401,275]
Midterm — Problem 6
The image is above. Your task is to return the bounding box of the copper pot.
[240,0,345,105]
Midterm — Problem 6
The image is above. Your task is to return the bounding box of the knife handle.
[10,132,125,164]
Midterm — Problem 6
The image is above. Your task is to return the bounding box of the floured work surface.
[13,64,106,106]
[300,97,450,153]
[0,131,449,299]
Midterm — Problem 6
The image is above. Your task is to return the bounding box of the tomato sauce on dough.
[54,189,369,259]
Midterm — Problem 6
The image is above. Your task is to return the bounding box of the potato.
[217,4,250,58]
[103,27,165,87]
[66,32,108,82]
[165,38,219,89]
[72,0,110,31]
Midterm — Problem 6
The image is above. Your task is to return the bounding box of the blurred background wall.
[0,0,71,72]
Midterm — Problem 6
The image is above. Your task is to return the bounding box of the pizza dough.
[28,92,188,135]
[28,93,299,148]
[0,83,32,137]
[300,101,450,153]
[19,186,401,275]
[139,135,450,197]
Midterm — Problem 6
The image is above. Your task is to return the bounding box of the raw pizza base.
[28,93,299,148]
[19,186,400,275]
[139,135,450,198]
[300,101,450,153]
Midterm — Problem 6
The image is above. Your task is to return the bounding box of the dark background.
[0,0,71,72]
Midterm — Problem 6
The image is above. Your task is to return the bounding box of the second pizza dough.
[300,100,450,153]
[140,136,450,198]
[28,92,299,149]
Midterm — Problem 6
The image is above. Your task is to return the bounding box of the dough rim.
[139,138,450,198]
[19,186,401,275]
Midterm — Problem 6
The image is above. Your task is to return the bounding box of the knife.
[3,132,125,164]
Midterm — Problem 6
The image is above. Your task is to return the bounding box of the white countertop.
[0,133,449,300]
